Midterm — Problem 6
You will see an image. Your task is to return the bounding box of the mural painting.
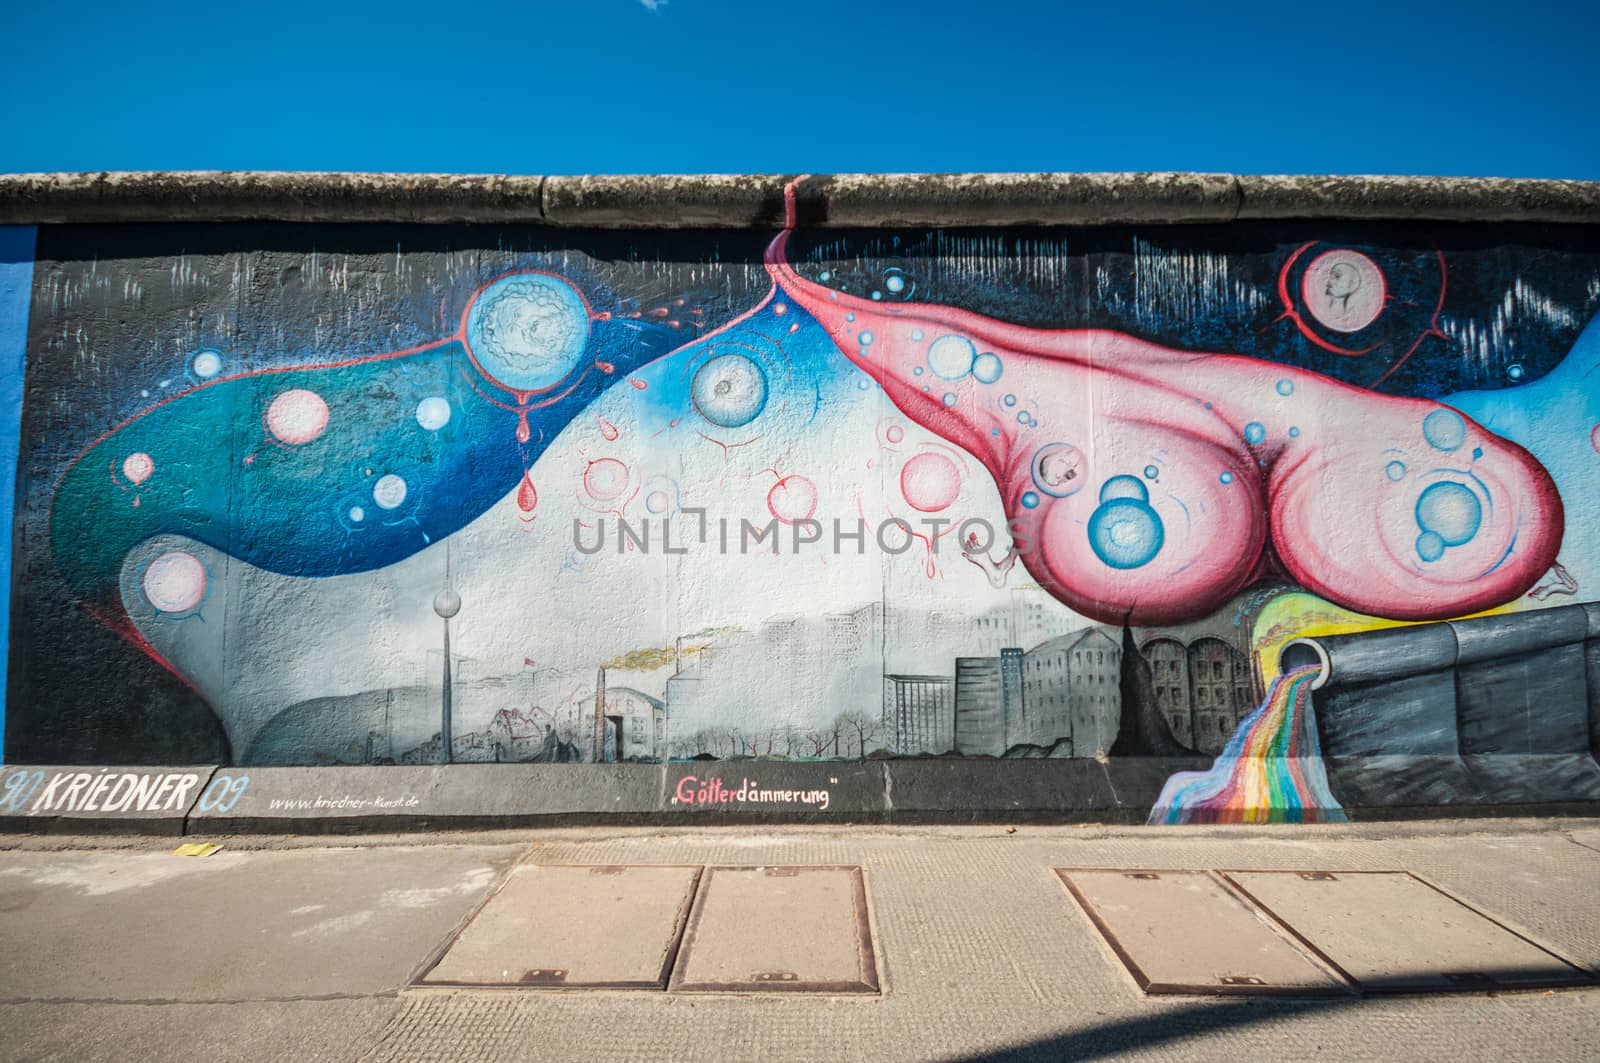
[3,184,1598,822]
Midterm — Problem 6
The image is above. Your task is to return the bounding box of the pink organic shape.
[766,233,1562,625]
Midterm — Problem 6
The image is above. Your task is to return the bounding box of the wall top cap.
[1,171,1597,228]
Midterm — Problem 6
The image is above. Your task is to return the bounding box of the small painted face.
[1325,262,1361,303]
[1039,451,1079,487]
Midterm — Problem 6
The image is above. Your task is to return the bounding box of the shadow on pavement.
[948,970,1594,1063]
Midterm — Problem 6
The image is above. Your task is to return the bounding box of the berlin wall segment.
[3,179,1600,828]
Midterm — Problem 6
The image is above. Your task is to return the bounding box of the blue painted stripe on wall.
[0,226,38,764]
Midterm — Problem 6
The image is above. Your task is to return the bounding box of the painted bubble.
[1099,474,1149,504]
[142,550,207,614]
[1506,363,1525,381]
[972,352,1003,384]
[1302,249,1386,332]
[1422,408,1467,452]
[767,475,819,524]
[859,331,874,346]
[349,506,365,522]
[372,474,408,510]
[1288,426,1301,439]
[265,389,330,445]
[1386,460,1407,481]
[464,273,590,392]
[691,353,768,429]
[415,396,451,431]
[911,329,924,341]
[122,452,154,485]
[1244,421,1267,445]
[886,425,905,444]
[1088,498,1165,570]
[1143,465,1159,480]
[646,490,670,514]
[913,366,924,376]
[1021,492,1040,509]
[1219,472,1234,485]
[1032,443,1086,498]
[927,335,977,380]
[1415,481,1482,547]
[1276,379,1294,396]
[1003,394,1017,407]
[1416,531,1446,563]
[190,350,222,378]
[885,274,906,293]
[584,459,629,501]
[901,452,962,512]
[942,392,958,407]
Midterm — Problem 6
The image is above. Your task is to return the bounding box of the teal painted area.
[0,226,37,762]
[1448,310,1600,590]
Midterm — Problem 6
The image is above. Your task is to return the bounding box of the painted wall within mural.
[4,188,1599,822]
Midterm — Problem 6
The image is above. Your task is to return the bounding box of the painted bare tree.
[836,711,882,758]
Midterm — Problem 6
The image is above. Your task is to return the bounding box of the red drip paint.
[517,474,538,513]
[597,415,619,441]
[627,378,647,391]
[515,414,531,443]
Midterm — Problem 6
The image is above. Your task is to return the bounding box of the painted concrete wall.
[3,205,1598,823]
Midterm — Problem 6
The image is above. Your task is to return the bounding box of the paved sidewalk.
[2,819,1598,1062]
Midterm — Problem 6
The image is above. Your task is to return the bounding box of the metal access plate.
[1220,870,1597,993]
[669,866,879,994]
[1055,868,1351,996]
[415,864,702,989]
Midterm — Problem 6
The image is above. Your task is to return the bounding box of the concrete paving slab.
[669,866,879,993]
[1567,826,1600,854]
[0,844,520,1001]
[418,864,701,989]
[1220,870,1598,993]
[1055,869,1350,996]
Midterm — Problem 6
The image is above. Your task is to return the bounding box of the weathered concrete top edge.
[2,171,1598,227]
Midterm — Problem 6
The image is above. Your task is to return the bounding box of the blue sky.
[2,0,1597,177]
